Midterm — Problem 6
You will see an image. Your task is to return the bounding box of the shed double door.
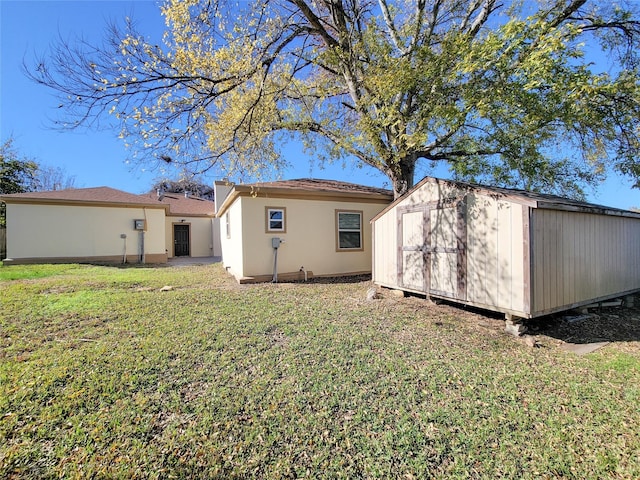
[398,200,467,300]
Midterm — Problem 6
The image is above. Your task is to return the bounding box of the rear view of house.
[139,190,220,259]
[215,179,393,283]
[1,187,168,265]
[372,177,640,319]
[1,187,220,265]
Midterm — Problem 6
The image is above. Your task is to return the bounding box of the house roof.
[139,191,216,217]
[371,176,640,222]
[0,186,165,209]
[243,178,392,196]
[215,178,393,217]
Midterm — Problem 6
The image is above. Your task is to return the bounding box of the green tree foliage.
[28,0,640,198]
[0,138,76,194]
[0,138,39,195]
[0,138,38,228]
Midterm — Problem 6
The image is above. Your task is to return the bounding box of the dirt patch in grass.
[528,308,640,359]
[374,286,640,354]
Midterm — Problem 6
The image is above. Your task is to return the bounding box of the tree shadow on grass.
[292,274,372,285]
[527,302,640,345]
[403,291,640,345]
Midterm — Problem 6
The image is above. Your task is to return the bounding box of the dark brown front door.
[174,224,190,257]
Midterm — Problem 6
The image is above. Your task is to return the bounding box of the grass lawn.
[1,263,639,479]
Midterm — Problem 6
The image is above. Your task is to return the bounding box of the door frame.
[172,222,191,257]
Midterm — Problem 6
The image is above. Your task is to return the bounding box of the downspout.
[273,246,279,283]
[141,207,148,263]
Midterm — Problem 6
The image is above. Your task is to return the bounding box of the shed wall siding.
[465,194,526,314]
[531,209,640,314]
[372,209,397,285]
[373,182,528,316]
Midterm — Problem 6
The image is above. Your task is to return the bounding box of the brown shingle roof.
[0,187,163,208]
[216,178,393,217]
[139,191,216,217]
[244,178,392,196]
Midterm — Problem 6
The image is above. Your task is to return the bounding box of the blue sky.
[1,0,639,209]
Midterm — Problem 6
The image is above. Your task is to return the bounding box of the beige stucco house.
[214,179,393,283]
[1,187,219,265]
[372,176,640,319]
[139,190,220,259]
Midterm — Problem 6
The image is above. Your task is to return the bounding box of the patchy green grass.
[1,263,639,478]
[0,263,81,281]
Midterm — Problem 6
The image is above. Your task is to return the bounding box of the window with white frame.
[225,212,231,239]
[336,210,363,251]
[265,207,286,233]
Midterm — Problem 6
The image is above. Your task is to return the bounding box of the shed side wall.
[531,209,640,315]
[465,194,527,314]
[373,209,397,286]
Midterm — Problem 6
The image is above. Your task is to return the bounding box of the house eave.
[0,196,168,211]
[216,185,393,218]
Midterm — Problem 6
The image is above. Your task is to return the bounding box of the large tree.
[152,174,215,200]
[0,138,39,195]
[1,138,39,228]
[28,0,640,198]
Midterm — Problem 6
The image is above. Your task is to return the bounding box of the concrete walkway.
[167,256,221,266]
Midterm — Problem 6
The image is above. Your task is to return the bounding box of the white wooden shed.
[372,177,640,319]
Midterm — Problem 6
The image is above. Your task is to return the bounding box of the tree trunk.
[387,157,416,199]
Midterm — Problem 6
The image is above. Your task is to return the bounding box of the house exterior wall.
[5,203,167,264]
[211,218,221,257]
[166,216,217,258]
[531,209,640,316]
[220,198,244,279]
[373,181,529,317]
[223,195,388,281]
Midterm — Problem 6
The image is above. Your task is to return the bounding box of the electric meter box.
[134,219,146,231]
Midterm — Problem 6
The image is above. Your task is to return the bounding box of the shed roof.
[215,178,393,217]
[372,176,640,221]
[0,186,165,209]
[139,191,216,217]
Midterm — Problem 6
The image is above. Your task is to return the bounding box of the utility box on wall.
[133,219,146,231]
